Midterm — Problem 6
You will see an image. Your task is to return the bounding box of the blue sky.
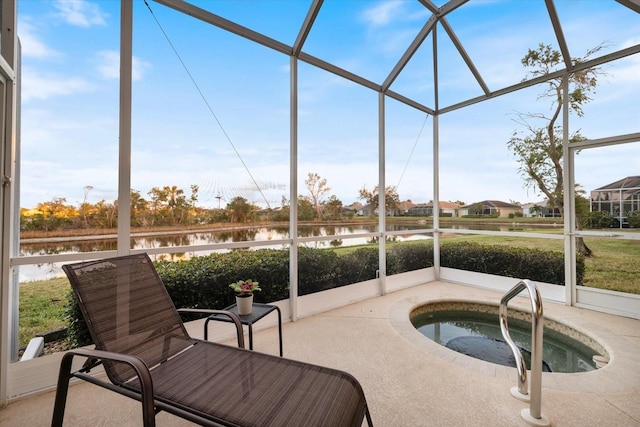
[17,0,640,210]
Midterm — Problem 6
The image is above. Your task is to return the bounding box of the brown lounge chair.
[52,253,373,427]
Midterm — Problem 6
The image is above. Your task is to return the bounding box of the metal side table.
[205,303,283,357]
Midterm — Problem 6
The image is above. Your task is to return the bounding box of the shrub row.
[587,210,640,228]
[66,242,581,347]
[440,242,583,286]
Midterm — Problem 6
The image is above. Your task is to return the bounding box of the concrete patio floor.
[2,281,639,426]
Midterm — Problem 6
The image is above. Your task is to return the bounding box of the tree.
[187,184,199,224]
[530,204,543,218]
[147,186,169,225]
[166,185,185,225]
[507,43,605,257]
[80,185,94,228]
[226,196,256,223]
[146,185,198,226]
[468,202,485,217]
[322,195,343,220]
[358,185,400,215]
[575,185,591,228]
[37,197,76,231]
[130,189,148,227]
[305,172,331,221]
[94,199,117,228]
[297,196,315,221]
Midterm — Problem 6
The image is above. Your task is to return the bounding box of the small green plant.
[229,279,261,296]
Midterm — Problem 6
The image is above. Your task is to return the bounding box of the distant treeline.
[20,186,353,232]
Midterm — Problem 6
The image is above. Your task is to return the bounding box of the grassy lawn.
[581,237,640,293]
[440,233,640,294]
[19,278,69,348]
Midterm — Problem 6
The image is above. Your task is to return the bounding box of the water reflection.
[18,224,432,282]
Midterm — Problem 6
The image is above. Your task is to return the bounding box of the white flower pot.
[236,294,253,315]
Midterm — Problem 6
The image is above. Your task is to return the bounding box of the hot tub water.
[412,309,601,373]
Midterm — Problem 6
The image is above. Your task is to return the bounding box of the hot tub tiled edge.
[390,294,639,394]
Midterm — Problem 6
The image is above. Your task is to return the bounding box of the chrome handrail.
[499,279,547,424]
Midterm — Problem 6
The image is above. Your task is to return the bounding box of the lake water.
[17,222,547,282]
[18,223,435,282]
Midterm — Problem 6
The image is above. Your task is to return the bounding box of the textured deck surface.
[2,281,640,426]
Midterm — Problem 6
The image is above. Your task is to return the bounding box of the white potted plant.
[229,279,261,315]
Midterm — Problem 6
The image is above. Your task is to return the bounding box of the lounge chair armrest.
[66,348,154,391]
[177,308,245,348]
[65,347,150,373]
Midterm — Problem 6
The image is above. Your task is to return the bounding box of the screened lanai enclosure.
[1,0,640,404]
[591,176,640,227]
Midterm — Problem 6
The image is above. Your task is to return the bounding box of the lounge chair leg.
[365,406,374,426]
[51,353,75,427]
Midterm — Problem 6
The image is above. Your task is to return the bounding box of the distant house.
[407,203,430,216]
[407,201,462,217]
[357,204,376,217]
[438,201,463,217]
[590,176,640,225]
[394,200,417,216]
[342,202,363,217]
[354,200,416,217]
[521,200,561,218]
[460,200,522,218]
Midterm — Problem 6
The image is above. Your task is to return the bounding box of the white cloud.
[22,160,118,206]
[96,50,151,81]
[608,54,640,85]
[53,0,108,28]
[621,36,640,50]
[361,1,405,27]
[377,28,419,56]
[360,0,428,30]
[21,68,93,101]
[17,20,60,59]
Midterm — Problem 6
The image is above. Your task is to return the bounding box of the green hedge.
[387,243,433,274]
[440,242,583,286]
[156,249,290,308]
[66,242,580,347]
[628,211,640,228]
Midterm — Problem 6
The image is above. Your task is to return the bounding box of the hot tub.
[410,302,607,373]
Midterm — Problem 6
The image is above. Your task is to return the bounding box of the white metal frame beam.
[440,43,640,114]
[0,0,18,407]
[293,0,322,57]
[439,18,490,96]
[153,0,292,55]
[545,0,572,70]
[383,16,437,91]
[117,1,133,256]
